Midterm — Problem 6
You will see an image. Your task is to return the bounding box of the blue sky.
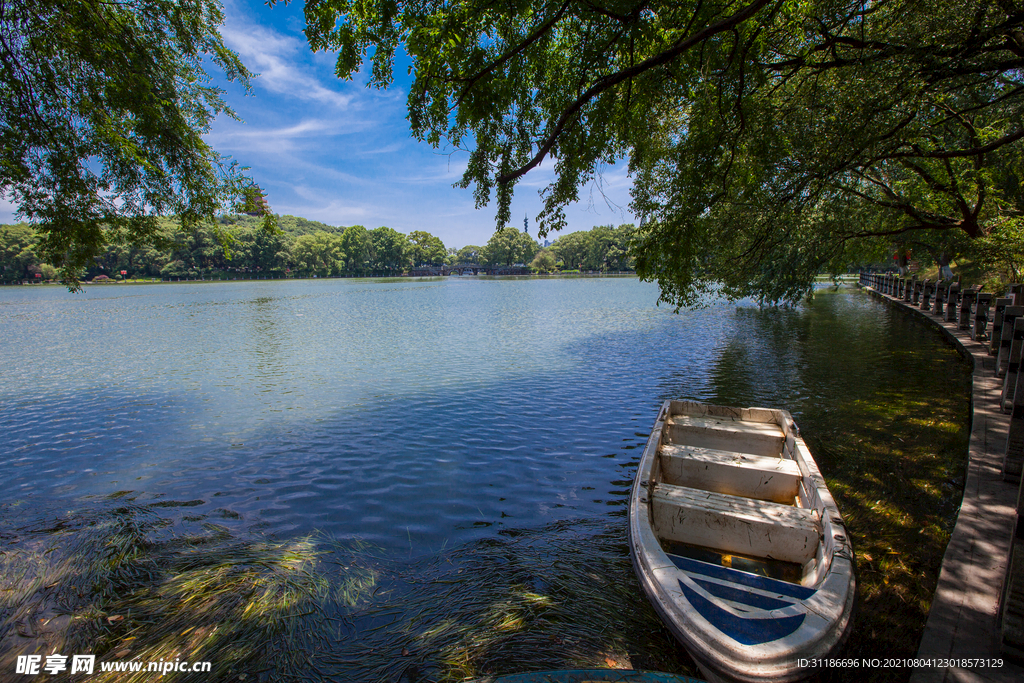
[205,0,635,250]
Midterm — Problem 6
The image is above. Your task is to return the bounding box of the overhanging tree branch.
[495,0,778,184]
[885,127,1024,159]
[452,0,573,109]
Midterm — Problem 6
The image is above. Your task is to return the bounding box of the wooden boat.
[629,400,856,683]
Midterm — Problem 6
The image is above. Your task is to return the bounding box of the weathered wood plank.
[651,484,820,564]
[659,443,802,504]
[663,414,785,457]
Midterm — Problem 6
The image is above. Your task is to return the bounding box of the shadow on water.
[321,518,693,683]
[701,290,972,680]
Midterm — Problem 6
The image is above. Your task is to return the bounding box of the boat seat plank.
[658,444,801,504]
[663,415,785,457]
[651,484,820,564]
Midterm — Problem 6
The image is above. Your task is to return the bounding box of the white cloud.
[355,142,406,156]
[219,22,354,109]
[208,118,373,154]
[392,155,470,185]
[276,196,372,225]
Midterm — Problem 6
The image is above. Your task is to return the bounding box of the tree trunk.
[938,251,954,280]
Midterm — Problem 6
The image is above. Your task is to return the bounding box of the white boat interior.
[630,400,856,683]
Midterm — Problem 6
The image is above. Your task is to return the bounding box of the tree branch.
[496,0,777,184]
[453,0,573,109]
[885,127,1024,160]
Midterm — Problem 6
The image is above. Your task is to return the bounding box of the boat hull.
[629,401,856,683]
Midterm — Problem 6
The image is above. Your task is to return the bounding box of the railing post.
[959,288,978,330]
[1011,283,1024,305]
[1004,319,1024,481]
[934,281,948,315]
[1004,315,1024,413]
[945,282,961,322]
[906,275,916,302]
[999,306,1024,377]
[921,279,933,309]
[973,293,993,342]
[991,298,1015,355]
[998,477,1024,653]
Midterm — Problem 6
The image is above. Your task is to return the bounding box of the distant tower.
[523,214,528,234]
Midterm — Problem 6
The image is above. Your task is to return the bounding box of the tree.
[481,227,538,266]
[235,224,291,275]
[455,245,482,264]
[0,223,39,280]
[970,218,1024,282]
[583,224,635,271]
[531,249,557,273]
[302,0,1024,305]
[339,225,373,274]
[406,230,446,266]
[1,0,270,289]
[292,232,342,275]
[371,226,411,273]
[550,231,591,271]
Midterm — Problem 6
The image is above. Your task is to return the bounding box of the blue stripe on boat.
[679,580,807,645]
[692,578,794,611]
[666,553,816,600]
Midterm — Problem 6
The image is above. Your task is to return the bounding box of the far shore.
[1,271,642,287]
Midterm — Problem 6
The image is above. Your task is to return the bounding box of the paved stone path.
[863,286,1023,682]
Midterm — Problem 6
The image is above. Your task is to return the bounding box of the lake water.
[0,277,741,551]
[0,277,971,680]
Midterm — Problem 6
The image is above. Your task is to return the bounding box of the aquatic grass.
[793,329,971,681]
[806,390,971,682]
[315,519,699,683]
[0,506,383,682]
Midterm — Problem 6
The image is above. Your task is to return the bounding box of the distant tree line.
[457,224,636,273]
[1,216,637,282]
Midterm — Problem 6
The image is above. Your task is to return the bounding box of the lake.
[0,277,971,681]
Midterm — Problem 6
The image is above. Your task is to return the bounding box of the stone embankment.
[860,273,1024,682]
